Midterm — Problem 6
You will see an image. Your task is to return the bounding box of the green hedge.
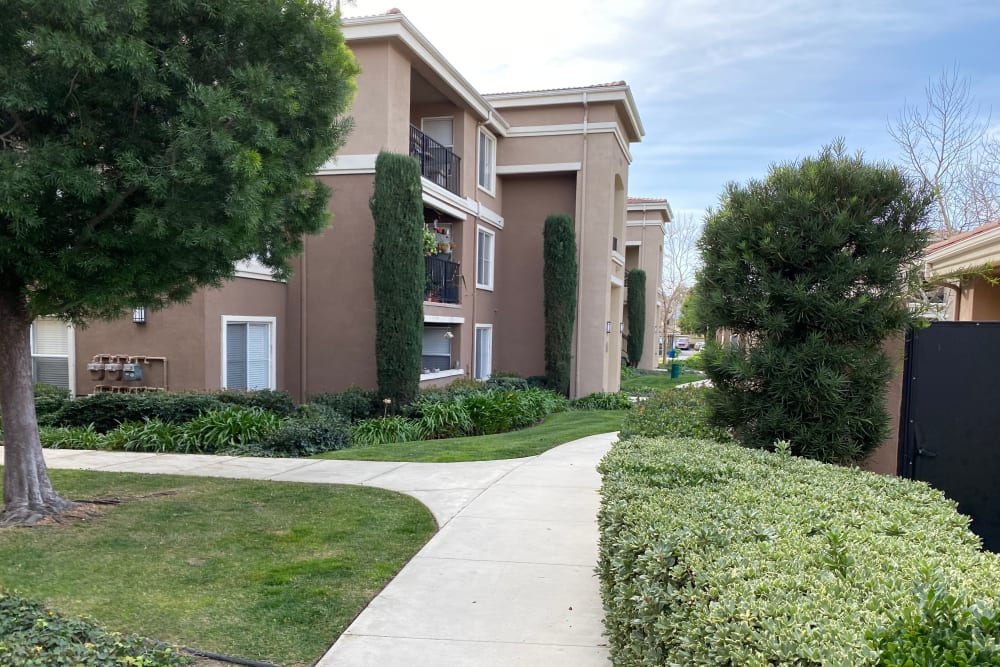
[598,436,1000,666]
[620,387,729,441]
[0,591,188,666]
[49,392,226,432]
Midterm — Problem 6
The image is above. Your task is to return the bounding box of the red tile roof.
[925,220,1000,254]
[628,197,668,204]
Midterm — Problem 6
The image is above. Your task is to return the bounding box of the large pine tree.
[696,142,932,463]
[543,214,578,396]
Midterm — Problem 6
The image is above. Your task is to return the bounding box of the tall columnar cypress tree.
[626,269,646,367]
[696,142,932,464]
[543,214,578,396]
[370,152,425,407]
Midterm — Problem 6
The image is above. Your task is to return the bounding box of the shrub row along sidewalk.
[598,435,1000,665]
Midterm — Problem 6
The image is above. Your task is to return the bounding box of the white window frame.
[477,128,497,195]
[220,315,277,390]
[29,318,75,394]
[474,324,493,381]
[476,225,495,291]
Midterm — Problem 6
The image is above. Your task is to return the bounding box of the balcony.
[425,255,460,304]
[410,124,461,195]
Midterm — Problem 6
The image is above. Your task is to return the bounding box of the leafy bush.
[526,375,547,389]
[871,582,1000,666]
[570,392,632,411]
[0,591,189,666]
[51,392,226,432]
[485,374,530,391]
[34,383,71,423]
[350,416,427,446]
[598,436,1000,666]
[112,419,180,453]
[620,387,730,441]
[177,407,285,453]
[413,398,474,439]
[246,415,351,457]
[308,386,377,422]
[213,389,296,417]
[682,352,704,370]
[39,424,106,450]
[462,388,566,435]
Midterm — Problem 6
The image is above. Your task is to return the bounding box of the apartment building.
[36,11,670,400]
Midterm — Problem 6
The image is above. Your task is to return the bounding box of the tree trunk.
[0,291,75,526]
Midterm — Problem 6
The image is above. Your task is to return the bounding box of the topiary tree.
[625,269,646,367]
[543,214,578,396]
[370,152,424,408]
[696,141,932,464]
[0,0,357,525]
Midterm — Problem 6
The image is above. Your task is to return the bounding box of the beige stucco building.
[34,11,671,400]
[923,221,1000,321]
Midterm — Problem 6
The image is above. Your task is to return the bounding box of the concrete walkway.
[4,432,617,666]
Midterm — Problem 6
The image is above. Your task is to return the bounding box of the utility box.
[87,362,105,380]
[123,363,143,382]
[104,362,123,381]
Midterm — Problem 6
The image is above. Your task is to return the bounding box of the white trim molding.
[234,257,280,282]
[506,122,632,163]
[315,153,378,176]
[611,251,626,266]
[476,225,496,291]
[485,84,643,142]
[925,225,1000,277]
[624,240,641,247]
[420,368,465,382]
[424,314,465,324]
[422,178,504,229]
[610,274,625,287]
[496,162,582,175]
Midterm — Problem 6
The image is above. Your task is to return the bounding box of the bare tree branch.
[660,212,702,359]
[889,66,1000,233]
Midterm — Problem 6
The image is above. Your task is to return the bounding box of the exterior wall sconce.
[606,321,612,334]
[133,307,146,324]
[620,322,625,334]
[443,330,454,339]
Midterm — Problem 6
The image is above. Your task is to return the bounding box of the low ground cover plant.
[351,386,568,446]
[0,591,189,667]
[569,392,633,411]
[620,386,729,441]
[598,436,1000,666]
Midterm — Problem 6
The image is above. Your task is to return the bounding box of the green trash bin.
[670,362,681,379]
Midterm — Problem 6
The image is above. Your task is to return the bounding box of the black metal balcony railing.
[410,124,461,195]
[425,255,460,304]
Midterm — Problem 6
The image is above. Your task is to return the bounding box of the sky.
[343,0,1000,221]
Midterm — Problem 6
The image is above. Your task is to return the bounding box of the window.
[421,325,454,373]
[476,226,495,290]
[30,318,71,390]
[421,117,454,149]
[477,128,496,193]
[223,317,275,390]
[475,325,493,381]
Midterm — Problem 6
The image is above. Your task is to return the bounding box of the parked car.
[675,336,689,350]
[694,341,705,351]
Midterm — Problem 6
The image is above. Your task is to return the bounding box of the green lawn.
[620,370,702,393]
[317,409,626,462]
[0,470,435,666]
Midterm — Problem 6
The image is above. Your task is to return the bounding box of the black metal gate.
[899,321,1000,551]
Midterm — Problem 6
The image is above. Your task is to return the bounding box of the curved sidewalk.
[11,432,617,666]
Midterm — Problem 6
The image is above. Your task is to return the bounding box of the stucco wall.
[494,173,577,377]
[74,278,286,395]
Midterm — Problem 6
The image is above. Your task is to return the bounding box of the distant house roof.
[924,220,1000,277]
